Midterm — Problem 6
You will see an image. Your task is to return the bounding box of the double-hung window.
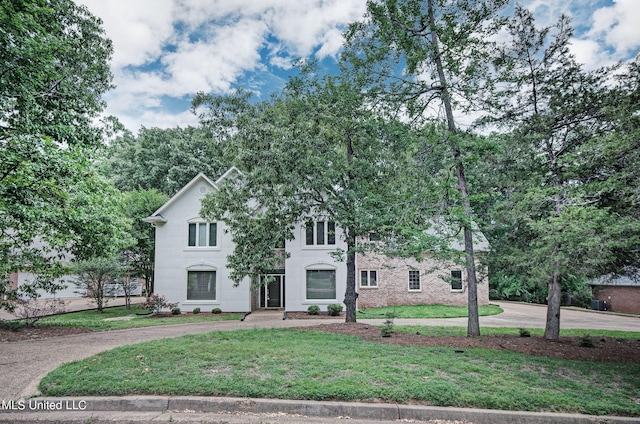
[360,270,378,287]
[305,221,336,246]
[188,222,217,247]
[450,270,463,291]
[408,270,421,291]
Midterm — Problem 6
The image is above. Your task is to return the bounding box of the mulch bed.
[296,322,640,364]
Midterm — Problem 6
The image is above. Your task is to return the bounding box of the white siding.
[152,178,251,312]
[283,222,347,312]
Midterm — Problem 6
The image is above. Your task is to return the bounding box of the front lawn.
[40,328,640,417]
[357,304,503,318]
[37,306,242,331]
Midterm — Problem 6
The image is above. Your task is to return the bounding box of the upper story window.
[305,221,336,246]
[188,222,217,247]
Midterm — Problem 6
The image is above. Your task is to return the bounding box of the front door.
[260,275,285,309]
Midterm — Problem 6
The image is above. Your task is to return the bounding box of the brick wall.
[592,286,640,314]
[356,252,489,308]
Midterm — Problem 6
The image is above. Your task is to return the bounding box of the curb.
[1,396,638,424]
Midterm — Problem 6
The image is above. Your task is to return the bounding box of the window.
[305,221,336,246]
[360,270,378,287]
[450,270,463,291]
[408,270,421,291]
[306,269,336,299]
[187,271,216,300]
[188,222,217,247]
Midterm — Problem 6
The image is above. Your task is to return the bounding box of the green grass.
[40,328,640,416]
[357,304,503,318]
[36,306,242,331]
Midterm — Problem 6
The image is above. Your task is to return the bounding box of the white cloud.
[78,0,176,68]
[77,0,367,130]
[589,0,640,58]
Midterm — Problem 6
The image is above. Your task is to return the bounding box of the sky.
[76,0,640,133]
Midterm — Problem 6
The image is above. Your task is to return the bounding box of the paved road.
[1,302,638,401]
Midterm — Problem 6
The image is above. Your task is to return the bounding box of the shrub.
[519,328,531,337]
[327,304,343,316]
[211,308,222,314]
[192,307,201,314]
[579,335,595,347]
[307,305,320,315]
[144,294,178,314]
[171,307,181,315]
[380,311,396,337]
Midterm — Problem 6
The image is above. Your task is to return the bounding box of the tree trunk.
[544,272,562,340]
[428,0,480,336]
[344,230,358,323]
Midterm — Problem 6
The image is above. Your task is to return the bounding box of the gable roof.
[143,166,242,225]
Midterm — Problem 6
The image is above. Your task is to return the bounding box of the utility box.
[590,299,606,311]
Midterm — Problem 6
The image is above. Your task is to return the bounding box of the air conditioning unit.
[590,299,606,311]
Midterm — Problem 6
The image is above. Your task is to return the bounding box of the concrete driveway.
[1,301,638,401]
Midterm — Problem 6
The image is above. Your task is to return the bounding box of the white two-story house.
[144,167,489,313]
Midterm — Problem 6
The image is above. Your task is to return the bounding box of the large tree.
[0,0,123,311]
[195,70,426,322]
[103,126,229,196]
[344,0,508,335]
[480,6,640,339]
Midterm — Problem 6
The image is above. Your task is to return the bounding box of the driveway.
[1,302,638,401]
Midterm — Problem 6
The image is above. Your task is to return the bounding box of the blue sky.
[77,0,640,132]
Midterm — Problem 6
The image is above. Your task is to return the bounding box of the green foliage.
[120,189,168,295]
[196,74,427,322]
[579,335,594,348]
[327,304,343,316]
[171,307,181,315]
[381,312,396,337]
[143,294,178,314]
[475,7,640,338]
[0,0,122,312]
[73,257,124,312]
[211,308,222,314]
[192,307,200,315]
[102,127,229,196]
[518,328,531,338]
[307,305,320,315]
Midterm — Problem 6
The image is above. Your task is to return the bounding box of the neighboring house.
[588,268,640,314]
[145,168,490,313]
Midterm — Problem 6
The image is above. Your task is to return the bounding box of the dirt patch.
[297,322,640,364]
[0,325,92,342]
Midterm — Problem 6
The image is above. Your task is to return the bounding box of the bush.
[171,307,181,315]
[211,308,222,314]
[518,328,531,337]
[192,307,200,314]
[381,311,396,337]
[144,294,178,314]
[307,305,320,315]
[327,304,343,316]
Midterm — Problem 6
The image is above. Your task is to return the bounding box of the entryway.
[260,274,285,309]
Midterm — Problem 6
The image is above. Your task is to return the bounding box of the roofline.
[146,172,218,218]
